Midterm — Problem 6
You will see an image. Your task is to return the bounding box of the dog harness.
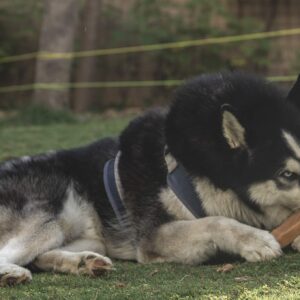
[164,150,206,218]
[103,152,127,226]
[103,151,206,226]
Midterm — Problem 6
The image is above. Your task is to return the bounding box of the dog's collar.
[103,152,127,226]
[103,150,206,226]
[165,150,206,218]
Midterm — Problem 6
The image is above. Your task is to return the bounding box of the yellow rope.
[0,76,295,93]
[1,28,300,63]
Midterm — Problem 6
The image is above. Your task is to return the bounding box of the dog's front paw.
[291,235,300,251]
[239,229,282,262]
[77,252,113,276]
[0,264,32,287]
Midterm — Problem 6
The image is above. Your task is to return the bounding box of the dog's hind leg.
[32,238,113,276]
[0,219,64,287]
[137,217,282,265]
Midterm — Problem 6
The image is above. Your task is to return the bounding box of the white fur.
[0,212,64,266]
[159,188,195,220]
[285,158,300,174]
[0,184,109,284]
[0,264,32,286]
[34,249,112,275]
[114,152,124,200]
[283,130,300,159]
[161,155,297,230]
[0,238,27,265]
[58,185,104,244]
[193,177,265,227]
[21,156,31,162]
[193,176,298,230]
[138,217,282,264]
[249,180,300,212]
[165,152,178,173]
[222,111,247,149]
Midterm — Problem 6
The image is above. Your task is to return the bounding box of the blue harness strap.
[103,151,206,225]
[167,163,206,218]
[103,158,127,225]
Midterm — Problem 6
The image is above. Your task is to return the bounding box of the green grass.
[0,115,131,160]
[0,115,299,299]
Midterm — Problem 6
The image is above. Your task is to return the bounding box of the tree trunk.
[33,0,79,110]
[72,0,102,112]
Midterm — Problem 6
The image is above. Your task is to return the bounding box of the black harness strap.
[103,151,206,226]
[167,162,206,218]
[103,158,127,225]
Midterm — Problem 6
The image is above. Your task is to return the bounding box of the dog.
[1,72,300,286]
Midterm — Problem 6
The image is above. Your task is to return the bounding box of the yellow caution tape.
[0,76,296,93]
[1,28,300,63]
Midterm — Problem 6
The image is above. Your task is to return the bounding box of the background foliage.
[0,0,42,108]
[0,0,285,110]
[112,0,270,74]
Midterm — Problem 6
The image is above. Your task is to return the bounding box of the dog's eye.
[279,170,298,181]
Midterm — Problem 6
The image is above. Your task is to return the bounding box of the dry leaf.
[217,264,234,273]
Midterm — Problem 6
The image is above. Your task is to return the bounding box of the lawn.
[0,114,299,299]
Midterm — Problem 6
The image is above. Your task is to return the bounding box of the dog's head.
[166,72,300,211]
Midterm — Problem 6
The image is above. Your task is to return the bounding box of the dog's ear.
[222,107,247,149]
[287,74,300,110]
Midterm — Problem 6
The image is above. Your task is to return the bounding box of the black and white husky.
[1,72,300,286]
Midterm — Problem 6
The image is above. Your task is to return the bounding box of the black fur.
[166,73,300,186]
[0,138,118,224]
[287,74,300,111]
[117,72,300,233]
[119,109,174,238]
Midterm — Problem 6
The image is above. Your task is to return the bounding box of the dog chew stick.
[271,210,300,248]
